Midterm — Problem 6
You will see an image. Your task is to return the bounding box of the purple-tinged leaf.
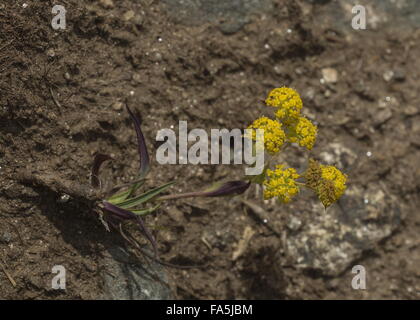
[157,180,250,201]
[126,104,150,179]
[91,153,112,189]
[200,180,251,197]
[103,201,135,219]
[102,201,158,257]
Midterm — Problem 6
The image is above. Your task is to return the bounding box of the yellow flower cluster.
[251,87,317,152]
[286,117,318,150]
[303,159,347,208]
[266,87,303,120]
[247,116,286,155]
[320,164,347,202]
[246,88,347,207]
[263,165,300,203]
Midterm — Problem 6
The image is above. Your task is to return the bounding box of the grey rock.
[285,141,402,276]
[311,0,420,34]
[373,108,393,126]
[160,0,273,33]
[319,142,358,170]
[287,216,303,232]
[286,183,402,276]
[100,246,172,300]
[0,231,13,244]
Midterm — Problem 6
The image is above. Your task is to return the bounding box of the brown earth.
[0,0,419,299]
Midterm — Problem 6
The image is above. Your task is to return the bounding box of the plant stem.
[156,191,204,201]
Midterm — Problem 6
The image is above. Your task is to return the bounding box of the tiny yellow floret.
[263,165,300,203]
[287,116,318,150]
[247,116,286,155]
[265,87,303,120]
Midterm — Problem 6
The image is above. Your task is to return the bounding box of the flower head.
[265,87,303,120]
[247,116,286,155]
[286,116,317,150]
[263,165,300,203]
[304,159,347,208]
[320,164,347,203]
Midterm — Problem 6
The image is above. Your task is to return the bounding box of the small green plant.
[92,105,249,262]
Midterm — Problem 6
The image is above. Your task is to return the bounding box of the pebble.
[123,10,135,21]
[46,48,55,58]
[0,231,12,244]
[393,68,406,81]
[273,65,283,75]
[287,216,302,231]
[374,108,392,125]
[151,51,163,62]
[99,0,114,9]
[132,73,142,83]
[321,68,338,83]
[403,105,418,116]
[112,102,124,111]
[383,70,394,82]
[132,14,144,27]
[58,194,70,203]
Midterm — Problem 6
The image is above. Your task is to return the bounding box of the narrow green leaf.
[126,179,144,198]
[107,180,146,204]
[118,181,175,209]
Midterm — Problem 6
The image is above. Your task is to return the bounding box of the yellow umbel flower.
[263,165,300,203]
[247,116,286,155]
[286,116,318,150]
[265,87,303,120]
[319,164,347,204]
[304,159,347,208]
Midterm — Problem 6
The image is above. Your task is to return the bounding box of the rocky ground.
[0,0,419,299]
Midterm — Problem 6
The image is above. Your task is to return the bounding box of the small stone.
[46,48,55,57]
[305,88,315,100]
[132,14,144,27]
[0,231,13,244]
[374,108,392,125]
[132,73,142,83]
[393,68,406,82]
[112,102,124,111]
[99,0,114,9]
[273,65,283,75]
[324,89,331,98]
[321,68,338,83]
[58,194,70,203]
[151,51,162,62]
[403,105,418,116]
[123,10,135,21]
[383,70,394,82]
[287,216,302,231]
